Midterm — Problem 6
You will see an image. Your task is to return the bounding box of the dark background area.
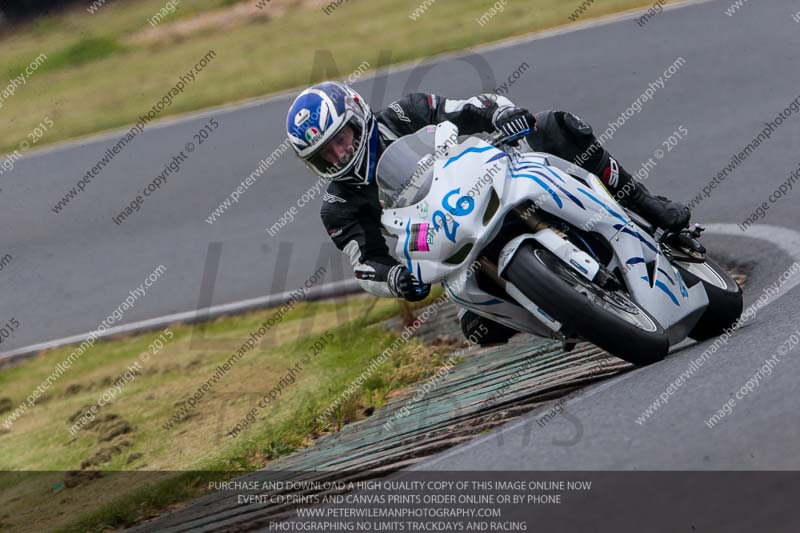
[0,0,86,20]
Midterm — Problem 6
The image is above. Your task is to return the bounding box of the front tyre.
[504,243,669,366]
[673,257,744,341]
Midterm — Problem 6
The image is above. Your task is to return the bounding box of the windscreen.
[376,126,437,209]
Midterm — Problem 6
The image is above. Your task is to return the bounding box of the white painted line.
[3,0,714,161]
[704,223,800,306]
[0,279,359,364]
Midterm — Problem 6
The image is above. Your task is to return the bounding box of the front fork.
[510,205,621,291]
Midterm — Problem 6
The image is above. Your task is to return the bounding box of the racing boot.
[600,157,691,232]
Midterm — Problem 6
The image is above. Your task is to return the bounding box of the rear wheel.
[504,242,669,366]
[673,258,743,341]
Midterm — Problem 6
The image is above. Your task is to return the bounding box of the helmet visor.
[305,117,364,179]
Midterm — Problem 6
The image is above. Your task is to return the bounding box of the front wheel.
[504,243,669,366]
[673,257,743,341]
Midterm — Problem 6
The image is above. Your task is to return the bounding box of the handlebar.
[489,127,532,147]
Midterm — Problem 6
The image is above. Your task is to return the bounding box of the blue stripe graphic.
[578,188,628,225]
[675,270,689,298]
[542,165,566,184]
[516,156,548,166]
[486,152,508,164]
[511,163,547,173]
[614,224,659,254]
[415,263,426,296]
[657,267,675,285]
[403,219,413,272]
[366,126,379,183]
[522,168,585,209]
[647,277,680,306]
[444,146,496,168]
[510,172,563,208]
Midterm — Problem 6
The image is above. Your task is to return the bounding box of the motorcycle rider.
[285,81,690,344]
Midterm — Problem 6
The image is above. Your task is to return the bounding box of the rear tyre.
[673,258,743,341]
[504,242,669,366]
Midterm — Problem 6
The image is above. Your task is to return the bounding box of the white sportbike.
[376,122,743,365]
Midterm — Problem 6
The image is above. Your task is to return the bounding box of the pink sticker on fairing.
[417,223,430,252]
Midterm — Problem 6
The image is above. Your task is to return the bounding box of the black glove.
[388,265,431,302]
[493,106,536,144]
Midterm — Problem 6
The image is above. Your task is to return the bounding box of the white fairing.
[378,122,708,344]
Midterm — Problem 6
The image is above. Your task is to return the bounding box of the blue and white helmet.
[286,81,378,183]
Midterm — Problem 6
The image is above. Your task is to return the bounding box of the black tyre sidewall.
[675,258,744,342]
[505,243,669,366]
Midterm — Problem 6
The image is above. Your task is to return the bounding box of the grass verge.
[0,289,453,532]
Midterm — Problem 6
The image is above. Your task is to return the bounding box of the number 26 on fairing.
[431,188,475,243]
